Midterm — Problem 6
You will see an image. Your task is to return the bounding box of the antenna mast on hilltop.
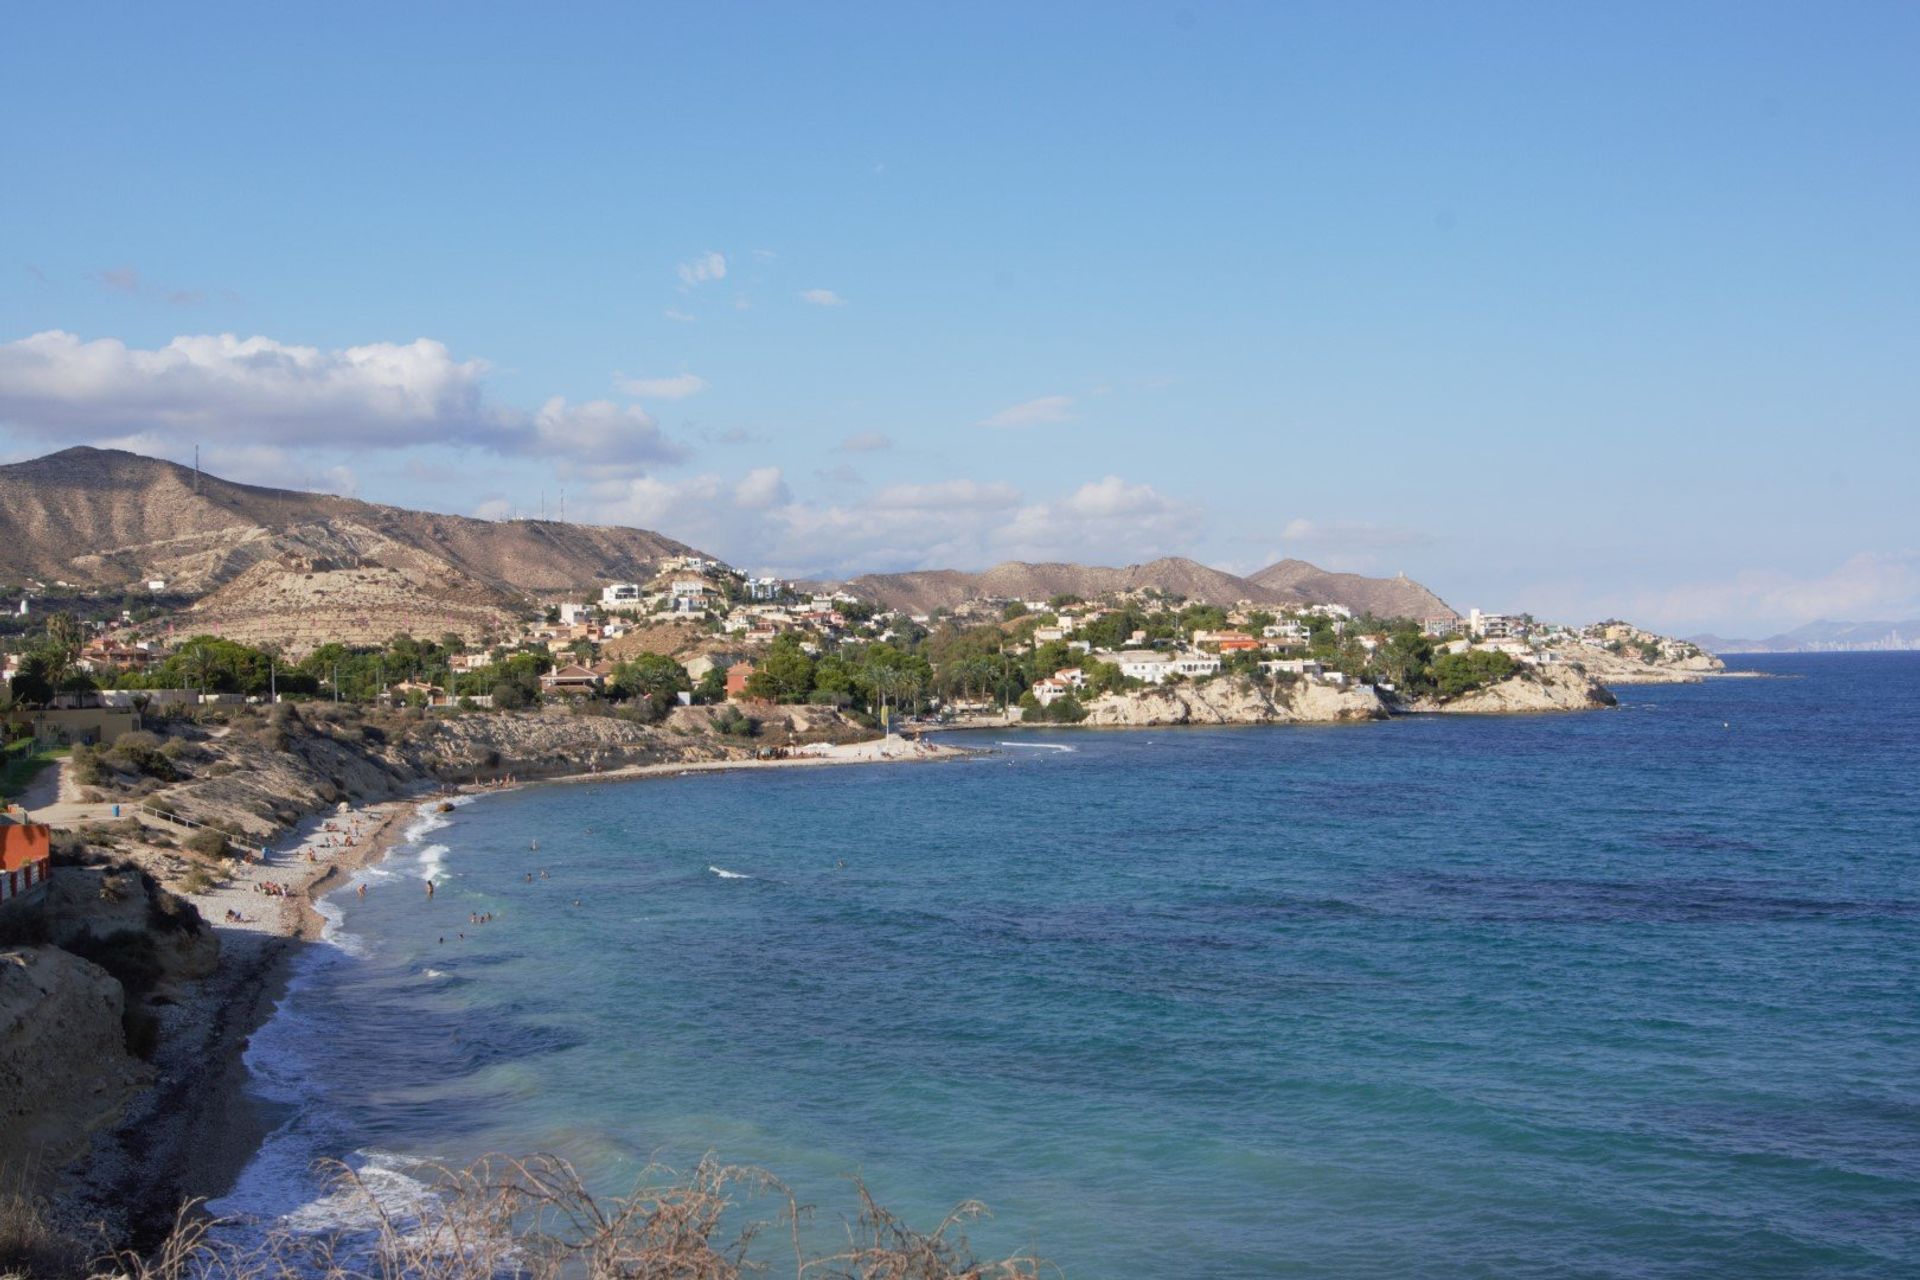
[560,487,565,522]
[193,445,201,494]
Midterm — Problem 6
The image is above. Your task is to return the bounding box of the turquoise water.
[220,655,1920,1276]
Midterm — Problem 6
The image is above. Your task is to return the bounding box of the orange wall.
[0,824,51,873]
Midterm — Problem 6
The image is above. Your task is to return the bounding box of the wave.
[416,843,450,883]
[997,741,1077,752]
[708,865,752,880]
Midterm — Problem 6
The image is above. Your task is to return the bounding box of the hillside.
[0,447,701,598]
[840,555,1455,619]
[842,558,1302,613]
[0,447,707,651]
[1248,559,1457,621]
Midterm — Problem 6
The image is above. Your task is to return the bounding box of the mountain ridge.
[836,556,1457,619]
[0,446,700,599]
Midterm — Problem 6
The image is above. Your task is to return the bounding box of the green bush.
[185,828,233,860]
[1429,650,1517,700]
[104,731,177,781]
[710,706,756,737]
[1021,694,1089,724]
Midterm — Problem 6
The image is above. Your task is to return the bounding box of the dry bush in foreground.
[86,1155,1047,1280]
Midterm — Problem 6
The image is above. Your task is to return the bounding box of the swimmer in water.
[426,879,435,898]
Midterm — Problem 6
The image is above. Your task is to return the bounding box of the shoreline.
[85,733,971,1244]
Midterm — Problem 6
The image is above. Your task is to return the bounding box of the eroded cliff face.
[1407,663,1617,714]
[1078,676,1388,727]
[0,946,150,1170]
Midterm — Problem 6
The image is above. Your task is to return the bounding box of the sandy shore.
[66,733,973,1245]
[65,794,422,1246]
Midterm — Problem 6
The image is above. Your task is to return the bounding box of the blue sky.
[2,3,1915,635]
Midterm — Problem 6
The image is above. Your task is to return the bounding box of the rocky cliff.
[1406,663,1617,714]
[1078,675,1389,727]
[0,946,150,1171]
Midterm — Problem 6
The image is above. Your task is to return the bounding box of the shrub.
[185,828,232,860]
[1021,694,1088,724]
[1429,650,1518,700]
[0,1169,88,1280]
[178,866,217,895]
[104,731,176,781]
[710,706,756,738]
[62,928,163,998]
[70,743,106,787]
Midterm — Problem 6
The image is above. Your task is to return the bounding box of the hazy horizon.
[3,5,1915,635]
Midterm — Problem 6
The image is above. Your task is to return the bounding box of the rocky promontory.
[1078,675,1389,727]
[1403,663,1618,714]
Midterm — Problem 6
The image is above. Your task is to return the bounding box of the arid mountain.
[1248,560,1458,621]
[0,447,704,654]
[840,555,1455,619]
[0,447,700,597]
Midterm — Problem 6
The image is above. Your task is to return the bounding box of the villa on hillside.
[725,663,757,700]
[1032,676,1072,706]
[540,664,605,695]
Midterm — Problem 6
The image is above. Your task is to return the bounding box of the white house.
[1468,609,1524,639]
[601,583,643,609]
[1261,658,1324,678]
[1054,667,1086,689]
[1031,677,1071,706]
[557,602,595,626]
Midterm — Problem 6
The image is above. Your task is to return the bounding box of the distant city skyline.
[2,4,1915,635]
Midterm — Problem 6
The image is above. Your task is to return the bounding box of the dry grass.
[0,1163,89,1280]
[86,1155,1047,1280]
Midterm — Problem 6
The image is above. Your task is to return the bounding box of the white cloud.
[0,330,512,450]
[979,394,1075,429]
[870,479,1022,512]
[1624,552,1920,635]
[613,372,708,400]
[574,467,1197,580]
[0,330,688,475]
[663,308,697,324]
[800,288,847,307]
[733,466,791,511]
[676,251,727,286]
[838,431,893,453]
[993,477,1199,564]
[530,397,686,476]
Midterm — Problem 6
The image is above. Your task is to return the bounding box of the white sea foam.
[708,865,752,880]
[416,843,450,882]
[997,741,1077,752]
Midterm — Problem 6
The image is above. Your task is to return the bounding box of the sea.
[213,654,1920,1277]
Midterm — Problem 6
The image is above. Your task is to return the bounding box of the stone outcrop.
[44,865,219,989]
[0,946,150,1169]
[1554,645,1723,685]
[1078,675,1388,727]
[1407,663,1617,714]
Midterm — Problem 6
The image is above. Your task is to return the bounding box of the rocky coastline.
[2,703,967,1263]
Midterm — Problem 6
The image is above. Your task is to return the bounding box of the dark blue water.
[221,655,1920,1276]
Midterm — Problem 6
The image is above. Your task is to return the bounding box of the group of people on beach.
[254,880,293,897]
